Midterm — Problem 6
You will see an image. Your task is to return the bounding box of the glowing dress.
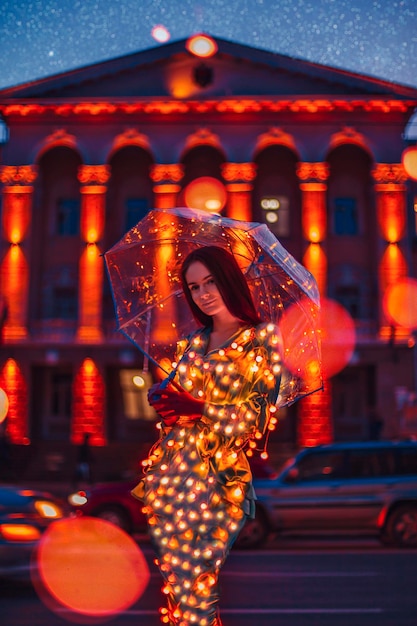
[132,323,282,626]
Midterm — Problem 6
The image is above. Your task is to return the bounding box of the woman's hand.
[148,382,205,426]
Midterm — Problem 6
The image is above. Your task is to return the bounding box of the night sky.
[0,0,416,91]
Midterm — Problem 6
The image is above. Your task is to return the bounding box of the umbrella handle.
[160,369,183,392]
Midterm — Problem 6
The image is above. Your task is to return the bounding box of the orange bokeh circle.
[402,146,417,181]
[33,517,150,622]
[279,297,356,381]
[383,277,417,329]
[186,34,218,58]
[278,296,322,388]
[319,298,356,378]
[184,177,227,213]
[0,387,9,423]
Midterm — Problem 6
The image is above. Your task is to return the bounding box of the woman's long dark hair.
[180,245,261,328]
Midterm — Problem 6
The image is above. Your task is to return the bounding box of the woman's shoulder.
[177,326,210,351]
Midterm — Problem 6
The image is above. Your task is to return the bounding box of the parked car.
[0,484,65,581]
[69,441,417,550]
[69,479,146,534]
[236,440,417,549]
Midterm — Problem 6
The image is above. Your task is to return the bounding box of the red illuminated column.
[72,358,106,445]
[149,164,184,343]
[298,381,333,448]
[0,359,29,444]
[297,163,329,242]
[0,165,38,342]
[150,164,184,209]
[221,163,257,221]
[298,162,329,294]
[297,162,332,446]
[372,164,408,337]
[302,243,327,297]
[76,165,110,342]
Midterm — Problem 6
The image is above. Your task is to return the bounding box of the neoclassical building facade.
[1,35,416,478]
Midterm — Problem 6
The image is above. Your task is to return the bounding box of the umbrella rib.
[120,329,171,376]
[117,287,184,330]
[105,207,323,406]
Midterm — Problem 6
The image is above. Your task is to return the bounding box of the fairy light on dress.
[132,323,282,625]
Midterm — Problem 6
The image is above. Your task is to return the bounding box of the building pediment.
[1,35,417,101]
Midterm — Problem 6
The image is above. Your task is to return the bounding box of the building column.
[0,165,38,342]
[150,164,184,209]
[372,163,408,338]
[221,163,257,221]
[0,358,29,444]
[76,165,110,342]
[296,162,332,446]
[72,358,106,445]
[149,164,184,343]
[297,162,329,294]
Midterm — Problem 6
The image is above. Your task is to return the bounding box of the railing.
[26,318,381,344]
[29,320,128,343]
[29,320,78,343]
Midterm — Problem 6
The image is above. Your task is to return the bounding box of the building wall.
[0,93,416,479]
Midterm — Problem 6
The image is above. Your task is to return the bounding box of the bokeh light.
[32,517,150,623]
[151,24,170,43]
[279,297,322,387]
[279,296,356,381]
[184,177,227,212]
[383,277,417,329]
[319,298,356,378]
[0,387,9,423]
[402,146,417,181]
[186,34,218,58]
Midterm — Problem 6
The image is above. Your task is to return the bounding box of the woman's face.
[185,261,228,318]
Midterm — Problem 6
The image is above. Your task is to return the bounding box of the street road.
[1,540,416,626]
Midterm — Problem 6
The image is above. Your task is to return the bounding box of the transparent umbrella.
[104,207,322,407]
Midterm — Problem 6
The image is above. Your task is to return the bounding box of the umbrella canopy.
[104,207,322,407]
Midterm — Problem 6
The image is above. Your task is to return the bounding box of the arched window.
[253,145,301,254]
[106,145,154,249]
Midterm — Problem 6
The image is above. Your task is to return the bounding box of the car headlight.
[68,491,88,507]
[34,500,63,519]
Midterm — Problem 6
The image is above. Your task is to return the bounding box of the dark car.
[236,440,417,549]
[69,479,146,534]
[0,484,65,581]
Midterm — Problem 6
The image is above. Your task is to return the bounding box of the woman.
[132,245,282,626]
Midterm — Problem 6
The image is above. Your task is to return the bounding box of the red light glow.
[278,297,322,387]
[280,297,355,381]
[1,523,41,542]
[319,298,356,378]
[383,277,417,329]
[184,176,227,212]
[33,517,150,622]
[402,146,417,181]
[186,34,218,58]
[0,359,29,444]
[0,387,9,423]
